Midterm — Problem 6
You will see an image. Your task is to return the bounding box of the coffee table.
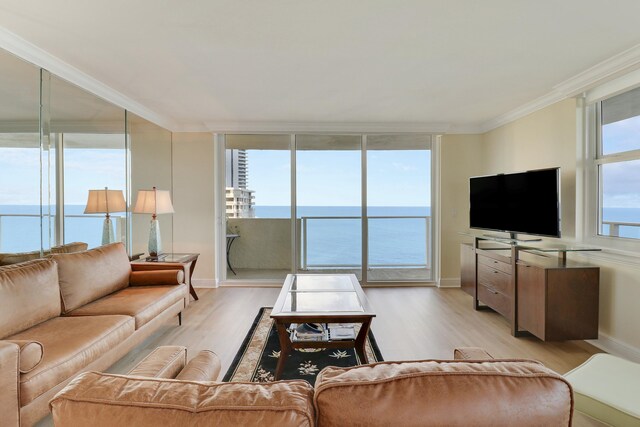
[270,274,376,380]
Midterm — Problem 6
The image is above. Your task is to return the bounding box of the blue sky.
[0,128,636,211]
[0,147,126,206]
[602,119,640,208]
[247,149,431,207]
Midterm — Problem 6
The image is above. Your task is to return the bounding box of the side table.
[131,253,200,301]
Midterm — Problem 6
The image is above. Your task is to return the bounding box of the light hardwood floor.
[37,286,603,426]
[108,286,599,376]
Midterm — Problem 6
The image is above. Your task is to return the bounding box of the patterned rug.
[223,307,383,384]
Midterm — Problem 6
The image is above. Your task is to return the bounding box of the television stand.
[460,234,600,341]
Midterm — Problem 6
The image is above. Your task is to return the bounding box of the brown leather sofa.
[0,243,189,427]
[50,346,573,426]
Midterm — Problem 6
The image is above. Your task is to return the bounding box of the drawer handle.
[493,270,499,274]
[493,260,498,264]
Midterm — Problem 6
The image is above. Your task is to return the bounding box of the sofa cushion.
[65,284,188,329]
[50,241,88,254]
[53,243,131,313]
[50,373,315,427]
[314,360,573,427]
[9,315,135,406]
[0,259,60,338]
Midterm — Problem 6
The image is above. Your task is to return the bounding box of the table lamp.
[133,187,174,257]
[84,187,126,245]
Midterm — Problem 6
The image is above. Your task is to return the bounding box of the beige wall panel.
[481,98,577,239]
[130,119,173,256]
[440,134,484,279]
[171,132,215,283]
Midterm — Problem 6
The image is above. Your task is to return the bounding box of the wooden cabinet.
[460,243,476,297]
[517,261,599,341]
[459,241,600,341]
[475,249,515,331]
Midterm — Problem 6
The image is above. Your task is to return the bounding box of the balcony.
[226,215,432,282]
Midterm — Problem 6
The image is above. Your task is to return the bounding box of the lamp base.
[148,218,163,257]
[102,217,115,246]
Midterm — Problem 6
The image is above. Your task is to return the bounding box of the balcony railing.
[601,220,640,238]
[0,213,126,252]
[300,215,432,271]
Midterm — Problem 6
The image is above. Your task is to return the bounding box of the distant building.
[225,149,255,218]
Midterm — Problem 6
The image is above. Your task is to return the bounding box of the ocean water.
[256,206,430,267]
[0,205,121,252]
[1,205,639,265]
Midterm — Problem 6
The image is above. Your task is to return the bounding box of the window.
[591,87,640,247]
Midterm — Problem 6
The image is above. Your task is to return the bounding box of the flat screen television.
[469,167,561,238]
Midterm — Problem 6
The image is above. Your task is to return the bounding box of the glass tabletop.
[282,291,364,313]
[271,274,374,316]
[290,274,356,291]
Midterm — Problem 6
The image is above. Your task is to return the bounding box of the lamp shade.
[133,187,174,215]
[84,188,126,214]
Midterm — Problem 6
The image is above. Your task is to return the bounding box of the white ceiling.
[1,0,640,133]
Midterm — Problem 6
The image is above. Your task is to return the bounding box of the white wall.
[171,132,216,286]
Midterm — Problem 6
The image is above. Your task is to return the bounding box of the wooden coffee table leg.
[274,321,292,380]
[355,318,372,364]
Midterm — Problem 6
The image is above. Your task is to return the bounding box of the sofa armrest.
[453,347,494,360]
[176,350,221,382]
[3,339,43,373]
[129,270,185,286]
[0,341,21,427]
[127,346,187,379]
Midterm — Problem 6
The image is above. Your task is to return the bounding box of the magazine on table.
[290,323,329,342]
[327,323,356,340]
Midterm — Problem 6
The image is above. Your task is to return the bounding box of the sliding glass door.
[296,135,362,280]
[224,135,292,280]
[220,133,433,285]
[366,135,432,282]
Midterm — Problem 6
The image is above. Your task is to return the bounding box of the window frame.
[582,92,640,255]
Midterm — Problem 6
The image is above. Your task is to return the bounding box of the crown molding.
[446,123,484,134]
[481,43,640,133]
[0,26,180,132]
[204,121,451,134]
[553,43,640,97]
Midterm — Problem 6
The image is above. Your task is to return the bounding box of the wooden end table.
[270,274,376,380]
[131,253,200,301]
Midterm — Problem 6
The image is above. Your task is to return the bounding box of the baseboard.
[438,278,461,288]
[587,331,640,363]
[192,279,218,288]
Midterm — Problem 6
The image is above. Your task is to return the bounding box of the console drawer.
[477,263,513,296]
[477,255,511,274]
[477,284,512,319]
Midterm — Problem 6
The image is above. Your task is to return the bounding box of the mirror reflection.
[0,49,42,263]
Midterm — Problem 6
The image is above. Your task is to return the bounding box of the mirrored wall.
[0,49,41,256]
[0,47,173,263]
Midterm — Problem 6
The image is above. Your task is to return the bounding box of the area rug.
[223,307,383,385]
